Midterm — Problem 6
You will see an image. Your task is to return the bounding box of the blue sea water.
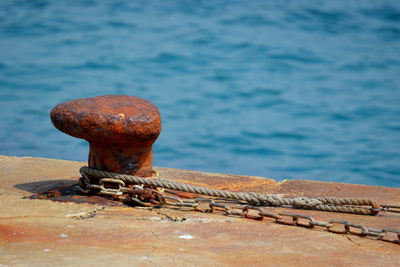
[0,0,399,187]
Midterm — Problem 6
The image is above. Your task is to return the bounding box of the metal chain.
[77,175,166,207]
[79,166,395,215]
[76,174,400,245]
[160,194,400,245]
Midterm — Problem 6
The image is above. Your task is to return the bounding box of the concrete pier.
[0,155,399,266]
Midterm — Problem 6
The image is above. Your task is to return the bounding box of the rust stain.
[0,224,52,243]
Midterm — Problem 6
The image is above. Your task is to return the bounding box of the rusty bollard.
[50,95,161,177]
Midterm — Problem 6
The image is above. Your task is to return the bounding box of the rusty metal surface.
[0,155,399,266]
[50,95,161,177]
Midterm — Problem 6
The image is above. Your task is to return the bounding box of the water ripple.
[0,0,399,187]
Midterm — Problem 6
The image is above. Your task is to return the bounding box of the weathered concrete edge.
[2,155,398,205]
[3,155,396,190]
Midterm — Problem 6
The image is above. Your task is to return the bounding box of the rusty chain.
[77,175,166,207]
[160,195,400,245]
[76,175,400,245]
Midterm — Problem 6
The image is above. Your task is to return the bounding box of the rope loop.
[79,166,381,216]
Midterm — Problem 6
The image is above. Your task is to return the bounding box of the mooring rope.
[80,166,381,215]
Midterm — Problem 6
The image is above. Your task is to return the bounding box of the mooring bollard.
[50,95,161,177]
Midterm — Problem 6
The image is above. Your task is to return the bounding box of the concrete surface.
[0,155,399,266]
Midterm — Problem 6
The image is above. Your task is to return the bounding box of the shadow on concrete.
[14,179,77,194]
[14,179,118,205]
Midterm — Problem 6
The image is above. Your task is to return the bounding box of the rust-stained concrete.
[0,155,399,266]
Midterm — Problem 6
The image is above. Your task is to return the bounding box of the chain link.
[76,175,400,245]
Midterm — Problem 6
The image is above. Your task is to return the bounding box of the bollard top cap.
[50,95,161,145]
